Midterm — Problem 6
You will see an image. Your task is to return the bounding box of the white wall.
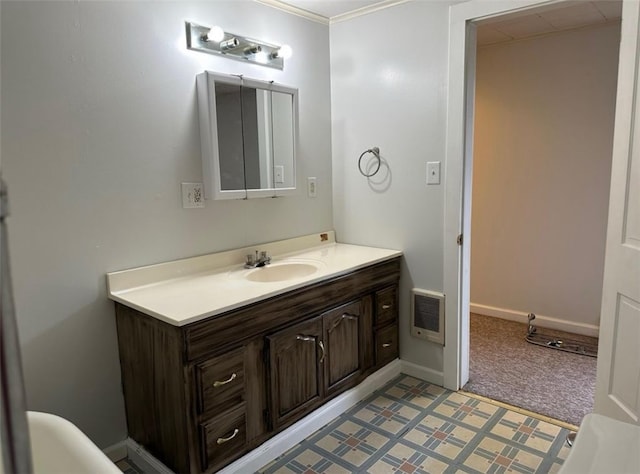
[471,23,620,328]
[331,1,455,377]
[1,1,331,448]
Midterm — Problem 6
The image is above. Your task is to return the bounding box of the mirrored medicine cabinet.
[196,71,298,200]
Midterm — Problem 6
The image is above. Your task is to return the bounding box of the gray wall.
[331,1,455,376]
[1,0,331,448]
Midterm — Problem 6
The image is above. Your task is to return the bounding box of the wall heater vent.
[411,289,445,345]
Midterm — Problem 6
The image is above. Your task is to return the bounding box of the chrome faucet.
[245,250,271,268]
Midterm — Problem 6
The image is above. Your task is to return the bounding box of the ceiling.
[275,0,621,42]
[477,1,622,46]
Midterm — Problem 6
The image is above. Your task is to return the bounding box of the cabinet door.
[323,300,362,396]
[267,316,324,429]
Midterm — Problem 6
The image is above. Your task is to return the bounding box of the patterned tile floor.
[259,374,571,473]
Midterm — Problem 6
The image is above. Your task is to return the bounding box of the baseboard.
[217,358,402,473]
[103,437,173,474]
[400,360,444,386]
[103,440,128,463]
[125,438,174,474]
[470,303,599,337]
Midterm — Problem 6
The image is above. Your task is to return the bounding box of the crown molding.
[330,0,413,24]
[254,0,330,25]
[254,0,413,25]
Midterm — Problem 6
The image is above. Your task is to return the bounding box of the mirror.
[196,72,298,199]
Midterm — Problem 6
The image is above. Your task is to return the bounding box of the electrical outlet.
[182,182,205,208]
[307,177,317,198]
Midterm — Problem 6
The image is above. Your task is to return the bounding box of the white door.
[594,0,640,425]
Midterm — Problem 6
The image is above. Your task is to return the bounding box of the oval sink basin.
[246,263,318,283]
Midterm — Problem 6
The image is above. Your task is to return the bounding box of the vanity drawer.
[195,348,245,416]
[375,286,398,326]
[375,324,398,366]
[199,403,246,472]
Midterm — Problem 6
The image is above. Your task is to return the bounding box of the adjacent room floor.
[462,313,597,427]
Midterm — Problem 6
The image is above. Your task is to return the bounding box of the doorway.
[461,6,621,426]
[446,0,640,427]
[443,0,625,388]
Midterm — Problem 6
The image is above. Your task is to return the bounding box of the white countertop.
[107,232,402,327]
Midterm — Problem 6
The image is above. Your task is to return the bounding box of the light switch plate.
[427,162,441,185]
[182,182,205,208]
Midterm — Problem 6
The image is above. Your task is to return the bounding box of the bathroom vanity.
[108,233,401,473]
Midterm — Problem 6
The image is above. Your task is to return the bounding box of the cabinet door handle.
[382,343,392,348]
[318,341,326,363]
[342,313,358,321]
[212,372,237,388]
[296,335,324,363]
[216,428,239,445]
[382,304,392,310]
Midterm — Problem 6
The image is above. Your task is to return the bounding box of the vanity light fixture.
[185,21,292,70]
[220,37,240,52]
[243,45,262,56]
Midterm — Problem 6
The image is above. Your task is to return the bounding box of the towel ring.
[358,147,381,177]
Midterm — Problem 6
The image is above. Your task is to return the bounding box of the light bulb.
[207,26,225,42]
[275,44,293,60]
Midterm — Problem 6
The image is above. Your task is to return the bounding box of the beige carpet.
[463,313,597,427]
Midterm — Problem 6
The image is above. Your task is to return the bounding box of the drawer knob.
[382,304,392,310]
[216,428,239,445]
[382,343,392,348]
[213,373,237,388]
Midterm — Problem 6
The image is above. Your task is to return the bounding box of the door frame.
[443,0,590,390]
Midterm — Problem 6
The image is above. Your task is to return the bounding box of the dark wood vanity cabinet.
[115,257,400,474]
